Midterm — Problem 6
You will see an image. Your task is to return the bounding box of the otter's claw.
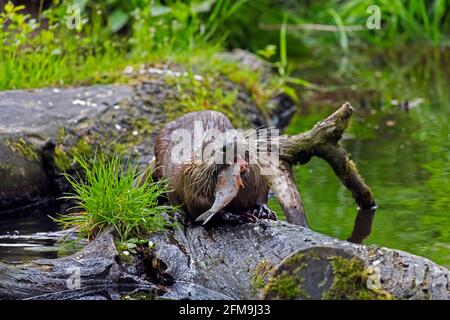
[252,204,277,220]
[222,212,257,224]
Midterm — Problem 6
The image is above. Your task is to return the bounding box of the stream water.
[0,201,82,263]
[269,46,450,267]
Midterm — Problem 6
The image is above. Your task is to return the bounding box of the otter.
[154,111,277,225]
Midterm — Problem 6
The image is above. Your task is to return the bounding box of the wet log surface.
[1,220,449,300]
[153,221,450,300]
[0,231,121,300]
[0,231,230,300]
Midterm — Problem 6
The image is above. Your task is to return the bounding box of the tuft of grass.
[54,150,177,241]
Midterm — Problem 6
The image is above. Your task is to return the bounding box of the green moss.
[251,260,273,291]
[56,127,66,145]
[162,71,251,128]
[200,56,280,119]
[121,291,156,300]
[120,117,155,147]
[6,138,38,161]
[0,162,14,171]
[322,256,394,300]
[264,271,310,300]
[54,145,72,171]
[117,250,134,264]
[263,253,310,300]
[54,136,94,172]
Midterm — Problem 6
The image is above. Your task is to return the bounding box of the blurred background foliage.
[1,0,449,89]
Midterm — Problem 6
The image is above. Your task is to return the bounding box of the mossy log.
[149,220,450,300]
[2,221,449,300]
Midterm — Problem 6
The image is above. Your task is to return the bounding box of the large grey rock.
[0,85,133,213]
[0,85,132,137]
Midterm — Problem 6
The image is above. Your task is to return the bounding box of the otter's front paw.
[222,212,257,224]
[252,204,277,220]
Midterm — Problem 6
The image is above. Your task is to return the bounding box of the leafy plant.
[116,237,150,254]
[54,149,177,241]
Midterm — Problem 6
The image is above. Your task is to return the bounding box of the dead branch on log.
[271,102,376,243]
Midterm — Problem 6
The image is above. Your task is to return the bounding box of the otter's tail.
[195,210,217,225]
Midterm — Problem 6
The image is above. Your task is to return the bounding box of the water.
[270,46,450,267]
[0,201,82,262]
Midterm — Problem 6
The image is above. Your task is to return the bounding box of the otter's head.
[220,133,250,177]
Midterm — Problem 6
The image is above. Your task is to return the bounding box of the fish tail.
[195,210,217,225]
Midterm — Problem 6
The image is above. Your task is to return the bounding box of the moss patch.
[54,136,93,172]
[263,270,310,300]
[322,256,394,300]
[263,253,310,300]
[162,72,249,127]
[251,260,273,292]
[121,291,157,300]
[6,138,38,161]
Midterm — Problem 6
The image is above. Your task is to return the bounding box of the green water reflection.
[270,47,450,267]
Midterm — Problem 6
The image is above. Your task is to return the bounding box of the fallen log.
[136,220,450,300]
[1,220,449,300]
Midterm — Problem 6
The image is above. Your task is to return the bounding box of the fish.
[195,164,243,225]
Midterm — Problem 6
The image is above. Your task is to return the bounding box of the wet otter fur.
[154,111,276,225]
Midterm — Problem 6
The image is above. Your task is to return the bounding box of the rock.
[0,85,133,213]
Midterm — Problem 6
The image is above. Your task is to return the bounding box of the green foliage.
[336,0,450,44]
[116,237,149,254]
[54,149,177,241]
[254,17,313,102]
[0,0,245,90]
[257,45,277,60]
[2,0,448,90]
[218,0,450,51]
[0,0,126,89]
